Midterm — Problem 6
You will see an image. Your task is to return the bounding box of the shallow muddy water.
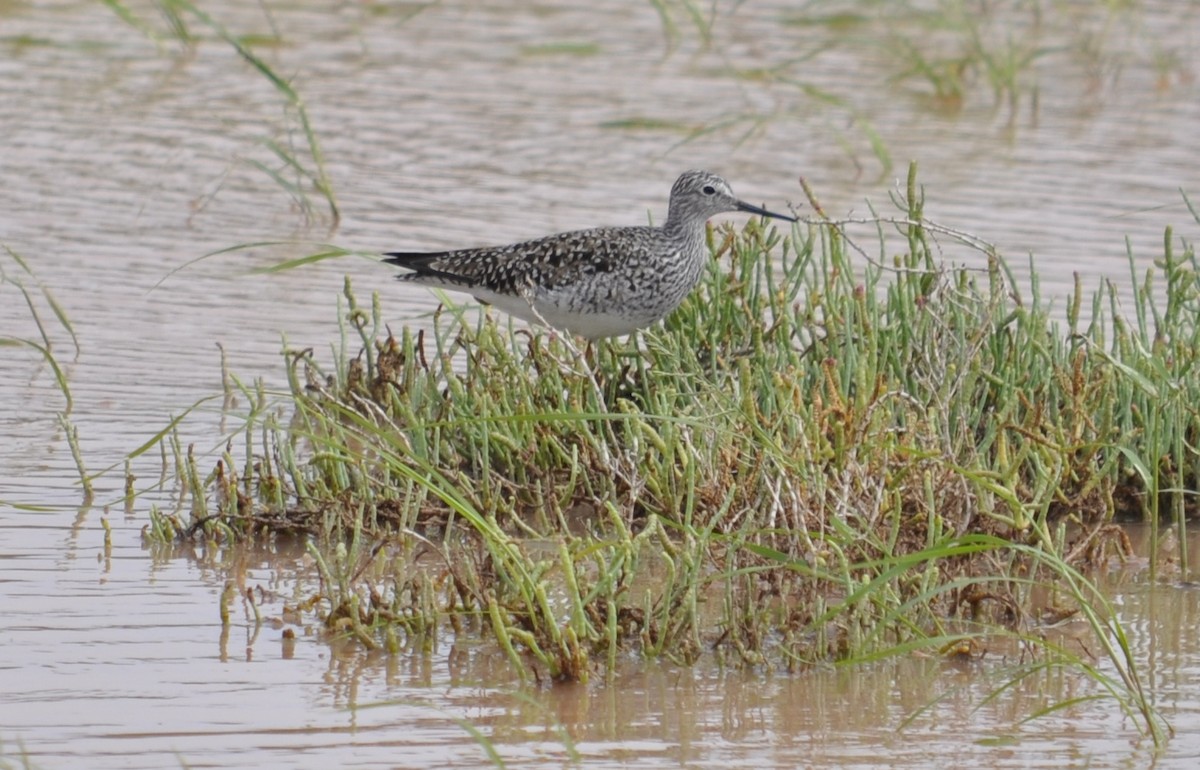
[3,521,1200,769]
[3,0,1200,767]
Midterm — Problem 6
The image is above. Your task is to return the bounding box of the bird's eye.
[702,185,716,195]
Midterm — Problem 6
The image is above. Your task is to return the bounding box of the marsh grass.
[874,0,1194,121]
[679,1,1195,173]
[136,165,1198,742]
[104,0,339,226]
[0,738,38,770]
[1,247,90,503]
[883,3,1048,119]
[1,246,78,407]
[649,0,714,51]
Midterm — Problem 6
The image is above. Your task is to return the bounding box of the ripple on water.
[3,0,1200,767]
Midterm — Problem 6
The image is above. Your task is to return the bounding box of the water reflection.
[4,513,1199,767]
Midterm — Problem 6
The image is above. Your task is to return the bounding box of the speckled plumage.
[383,170,795,339]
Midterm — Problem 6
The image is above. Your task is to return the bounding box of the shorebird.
[383,170,795,339]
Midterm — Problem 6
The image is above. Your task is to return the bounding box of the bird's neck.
[662,215,711,288]
[662,215,706,242]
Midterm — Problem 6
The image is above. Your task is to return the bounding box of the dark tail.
[383,251,445,271]
[382,251,474,286]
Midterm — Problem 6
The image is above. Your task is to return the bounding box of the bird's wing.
[384,227,648,292]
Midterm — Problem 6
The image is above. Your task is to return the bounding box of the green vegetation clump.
[145,167,1195,741]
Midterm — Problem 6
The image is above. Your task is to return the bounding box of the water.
[2,1,1200,767]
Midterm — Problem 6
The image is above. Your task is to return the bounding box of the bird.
[382,170,795,339]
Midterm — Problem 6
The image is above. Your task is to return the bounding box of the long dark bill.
[735,200,796,222]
